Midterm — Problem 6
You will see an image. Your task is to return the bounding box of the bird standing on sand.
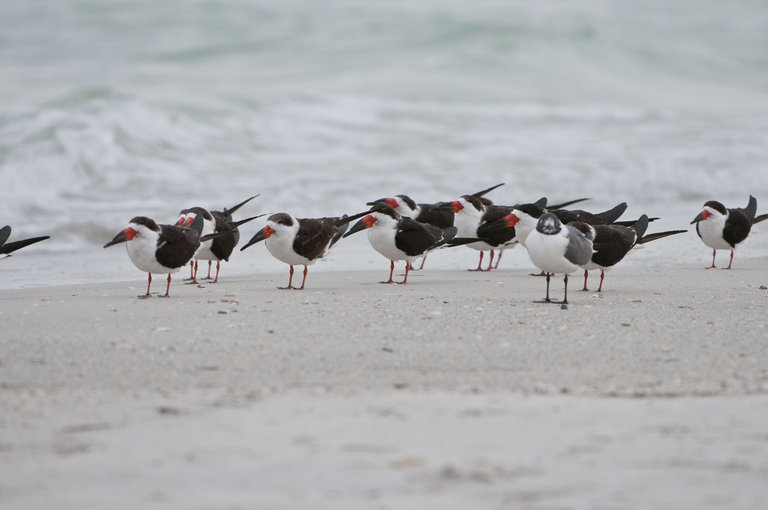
[0,225,50,259]
[510,212,593,308]
[104,215,216,297]
[343,203,457,284]
[240,211,366,290]
[569,215,686,292]
[691,195,768,269]
[178,196,261,283]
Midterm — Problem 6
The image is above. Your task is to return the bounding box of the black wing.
[589,224,636,268]
[156,225,201,269]
[395,217,442,256]
[294,217,339,260]
[0,225,10,247]
[722,210,753,247]
[209,211,238,261]
[0,235,50,255]
[416,203,455,228]
[477,205,516,247]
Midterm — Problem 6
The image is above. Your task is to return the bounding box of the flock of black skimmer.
[5,185,767,306]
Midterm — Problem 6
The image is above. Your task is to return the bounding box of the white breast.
[525,231,581,274]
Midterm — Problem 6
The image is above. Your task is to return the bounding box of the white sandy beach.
[1,260,767,509]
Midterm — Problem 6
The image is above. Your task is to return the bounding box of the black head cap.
[536,212,561,235]
[268,213,294,227]
[129,216,160,232]
[703,201,727,215]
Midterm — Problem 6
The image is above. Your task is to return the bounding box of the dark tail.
[471,183,505,198]
[445,236,484,248]
[548,198,591,210]
[628,215,649,239]
[613,216,659,226]
[745,195,757,221]
[430,226,458,249]
[637,229,687,244]
[595,202,628,224]
[0,236,50,255]
[753,212,768,224]
[227,214,265,229]
[223,195,260,218]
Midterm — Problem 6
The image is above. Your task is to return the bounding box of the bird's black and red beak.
[366,198,399,209]
[690,210,710,224]
[240,225,275,251]
[104,227,137,248]
[343,215,377,237]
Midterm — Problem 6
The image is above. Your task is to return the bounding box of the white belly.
[697,219,733,250]
[126,238,180,274]
[368,228,410,261]
[265,236,315,266]
[526,232,580,274]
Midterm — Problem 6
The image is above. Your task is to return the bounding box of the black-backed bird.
[569,216,686,292]
[691,195,768,269]
[240,211,366,289]
[104,215,221,297]
[0,225,50,259]
[343,203,457,284]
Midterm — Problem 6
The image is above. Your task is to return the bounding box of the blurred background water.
[1,0,767,288]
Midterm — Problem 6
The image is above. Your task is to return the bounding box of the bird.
[177,196,261,283]
[691,195,768,269]
[366,183,504,269]
[501,201,629,249]
[343,203,458,284]
[104,215,222,297]
[568,216,687,292]
[240,211,367,289]
[0,225,50,259]
[511,212,593,308]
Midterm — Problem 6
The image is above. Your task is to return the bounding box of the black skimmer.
[240,211,367,289]
[343,203,458,284]
[450,194,508,271]
[0,225,50,259]
[178,196,261,283]
[691,195,768,269]
[104,214,221,297]
[513,212,593,308]
[366,183,504,270]
[569,216,687,292]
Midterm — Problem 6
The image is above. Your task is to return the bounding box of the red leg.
[204,261,212,279]
[726,250,734,269]
[298,265,308,289]
[471,251,484,271]
[707,249,716,269]
[280,265,294,289]
[418,255,427,270]
[597,270,605,292]
[582,269,589,291]
[486,250,495,271]
[381,260,395,284]
[144,273,152,297]
[493,250,502,269]
[212,261,220,283]
[400,261,410,284]
[163,274,171,297]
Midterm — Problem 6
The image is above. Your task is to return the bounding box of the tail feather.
[227,214,264,229]
[753,212,768,224]
[0,235,49,255]
[471,183,505,198]
[745,195,757,220]
[223,195,259,217]
[596,202,627,223]
[549,198,591,210]
[613,216,659,226]
[637,229,687,244]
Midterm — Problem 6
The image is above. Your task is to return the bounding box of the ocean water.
[1,0,767,288]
